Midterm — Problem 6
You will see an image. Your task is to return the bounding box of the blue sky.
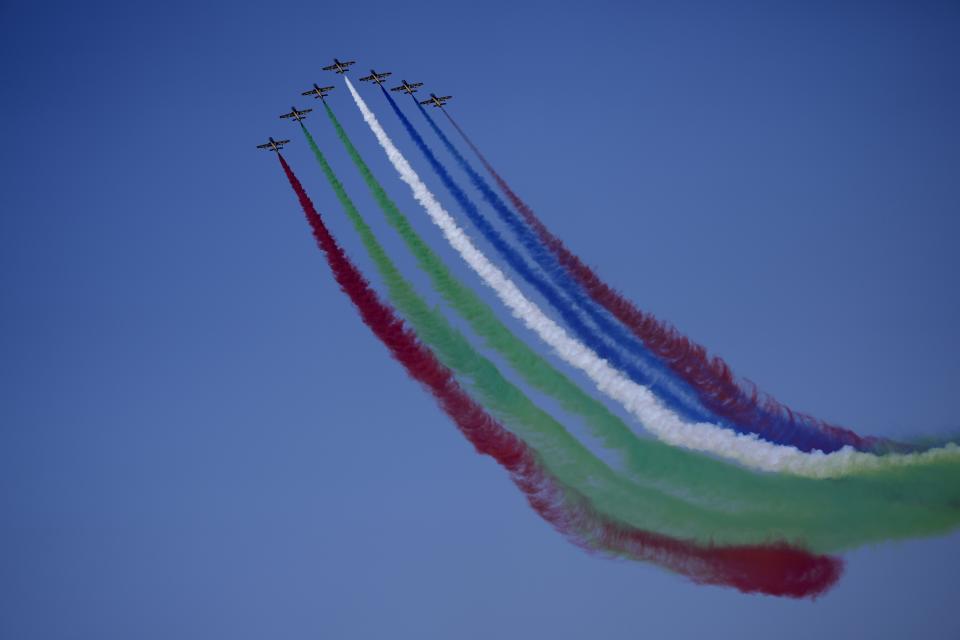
[2,1,959,638]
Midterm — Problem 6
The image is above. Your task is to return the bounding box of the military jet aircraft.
[256,137,290,152]
[419,93,452,108]
[322,58,355,74]
[279,106,312,122]
[390,79,423,95]
[359,69,392,85]
[302,83,335,101]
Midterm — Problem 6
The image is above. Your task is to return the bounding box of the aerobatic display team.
[259,57,960,599]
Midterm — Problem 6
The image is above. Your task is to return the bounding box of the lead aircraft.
[322,58,355,74]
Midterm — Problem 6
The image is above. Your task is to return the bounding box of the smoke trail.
[417,101,862,455]
[412,95,849,453]
[378,86,729,439]
[438,109,912,455]
[344,76,960,478]
[310,113,960,553]
[311,112,707,503]
[276,151,842,598]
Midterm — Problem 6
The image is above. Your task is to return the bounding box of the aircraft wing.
[301,108,313,114]
[359,74,375,82]
[301,89,316,96]
[322,63,338,71]
[279,112,294,119]
[418,98,434,104]
[277,139,290,145]
[439,96,452,101]
[256,143,272,149]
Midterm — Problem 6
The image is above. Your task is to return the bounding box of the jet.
[279,106,313,122]
[390,79,424,95]
[359,69,392,85]
[302,83,335,101]
[322,58,355,74]
[419,93,452,108]
[256,137,290,152]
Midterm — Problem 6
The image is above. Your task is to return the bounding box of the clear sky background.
[2,1,959,638]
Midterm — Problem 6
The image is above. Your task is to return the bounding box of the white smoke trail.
[344,77,960,478]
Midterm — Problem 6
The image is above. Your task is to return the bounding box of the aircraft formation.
[257,57,452,152]
[259,53,960,602]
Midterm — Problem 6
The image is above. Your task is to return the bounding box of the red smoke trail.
[276,153,842,598]
[440,110,887,453]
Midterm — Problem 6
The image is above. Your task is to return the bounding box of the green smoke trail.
[298,122,753,543]
[305,112,960,553]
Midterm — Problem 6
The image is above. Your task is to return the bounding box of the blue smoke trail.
[375,85,729,430]
[426,104,877,455]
